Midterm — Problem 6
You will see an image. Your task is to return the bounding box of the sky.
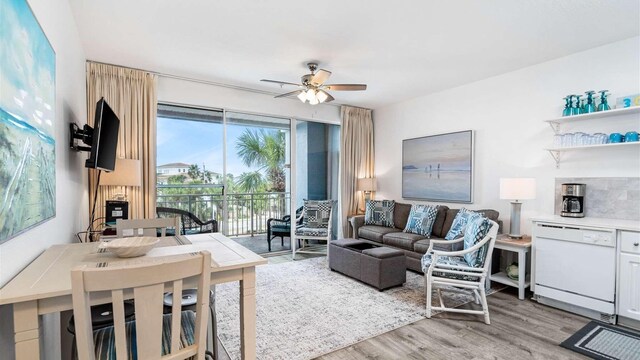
[156,116,282,177]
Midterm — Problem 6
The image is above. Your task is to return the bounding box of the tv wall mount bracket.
[69,123,94,152]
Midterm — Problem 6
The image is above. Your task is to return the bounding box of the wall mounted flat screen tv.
[85,98,120,171]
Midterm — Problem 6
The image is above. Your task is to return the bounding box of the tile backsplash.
[555,177,640,221]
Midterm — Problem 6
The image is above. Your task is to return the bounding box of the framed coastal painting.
[0,0,56,243]
[402,130,474,203]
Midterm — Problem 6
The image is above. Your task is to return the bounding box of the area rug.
[214,257,500,360]
[560,321,640,360]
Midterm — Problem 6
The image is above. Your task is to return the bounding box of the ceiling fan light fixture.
[305,89,317,101]
[316,90,329,103]
[262,63,367,105]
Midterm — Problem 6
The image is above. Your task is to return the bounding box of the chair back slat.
[109,289,128,360]
[71,269,96,360]
[116,217,180,238]
[170,280,183,354]
[71,252,211,360]
[133,283,165,359]
[194,256,210,352]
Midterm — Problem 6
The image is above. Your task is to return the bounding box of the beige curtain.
[339,106,375,237]
[87,62,157,224]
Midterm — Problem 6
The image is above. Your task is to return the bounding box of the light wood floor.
[316,287,590,360]
[219,254,590,360]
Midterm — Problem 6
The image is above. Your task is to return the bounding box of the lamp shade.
[357,177,377,192]
[100,158,142,187]
[499,178,536,200]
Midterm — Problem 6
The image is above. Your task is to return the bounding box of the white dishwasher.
[533,222,616,323]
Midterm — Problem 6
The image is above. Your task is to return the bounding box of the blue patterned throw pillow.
[303,200,333,228]
[403,205,438,237]
[364,200,395,228]
[462,215,492,267]
[445,208,477,240]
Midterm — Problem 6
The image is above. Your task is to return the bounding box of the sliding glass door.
[156,103,340,255]
[156,104,292,254]
[156,104,225,230]
[224,112,291,252]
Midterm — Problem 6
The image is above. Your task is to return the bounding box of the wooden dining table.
[0,233,267,360]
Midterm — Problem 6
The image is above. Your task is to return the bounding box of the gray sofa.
[349,203,501,273]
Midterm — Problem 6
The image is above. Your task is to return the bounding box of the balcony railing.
[156,185,290,237]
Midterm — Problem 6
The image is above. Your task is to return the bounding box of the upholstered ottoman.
[329,238,406,290]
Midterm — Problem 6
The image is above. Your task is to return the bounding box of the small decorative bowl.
[99,236,160,258]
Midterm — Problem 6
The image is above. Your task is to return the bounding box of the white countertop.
[531,215,640,232]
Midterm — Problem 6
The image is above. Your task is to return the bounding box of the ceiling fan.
[261,63,367,105]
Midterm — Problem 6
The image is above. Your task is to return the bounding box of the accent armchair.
[293,200,335,261]
[156,207,218,235]
[422,219,499,324]
[266,206,303,252]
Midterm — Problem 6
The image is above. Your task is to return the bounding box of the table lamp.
[100,158,142,225]
[500,178,536,239]
[357,177,377,203]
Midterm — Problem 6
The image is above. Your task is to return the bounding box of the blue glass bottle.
[572,95,583,115]
[597,90,611,112]
[583,90,596,113]
[562,96,572,116]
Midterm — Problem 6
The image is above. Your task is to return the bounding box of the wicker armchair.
[266,206,303,252]
[156,207,218,235]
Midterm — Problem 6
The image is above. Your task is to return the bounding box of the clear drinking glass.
[562,133,574,147]
[553,134,563,148]
[594,133,608,144]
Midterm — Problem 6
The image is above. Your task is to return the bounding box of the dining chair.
[422,219,499,324]
[115,217,180,238]
[71,251,211,360]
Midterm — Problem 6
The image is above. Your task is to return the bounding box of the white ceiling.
[69,0,639,109]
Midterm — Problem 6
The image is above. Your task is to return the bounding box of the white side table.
[488,234,532,300]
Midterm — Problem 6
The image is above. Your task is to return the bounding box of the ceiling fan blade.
[274,90,304,98]
[261,79,303,87]
[324,84,367,91]
[311,69,332,86]
[317,90,335,103]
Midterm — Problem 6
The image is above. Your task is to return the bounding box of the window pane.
[156,104,224,229]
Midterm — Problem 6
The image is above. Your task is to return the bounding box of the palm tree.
[235,129,286,192]
[235,171,266,193]
[187,164,201,181]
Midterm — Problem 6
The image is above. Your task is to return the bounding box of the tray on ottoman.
[329,238,406,290]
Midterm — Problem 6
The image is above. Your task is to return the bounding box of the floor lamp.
[499,178,536,239]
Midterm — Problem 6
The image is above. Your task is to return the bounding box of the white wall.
[0,0,87,358]
[374,37,640,235]
[158,77,341,123]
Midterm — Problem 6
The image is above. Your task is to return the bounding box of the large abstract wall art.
[0,0,56,243]
[402,130,474,203]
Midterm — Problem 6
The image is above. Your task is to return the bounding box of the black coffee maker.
[561,183,585,218]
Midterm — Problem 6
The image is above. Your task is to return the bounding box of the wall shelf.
[545,142,640,167]
[544,106,640,134]
[543,105,640,167]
